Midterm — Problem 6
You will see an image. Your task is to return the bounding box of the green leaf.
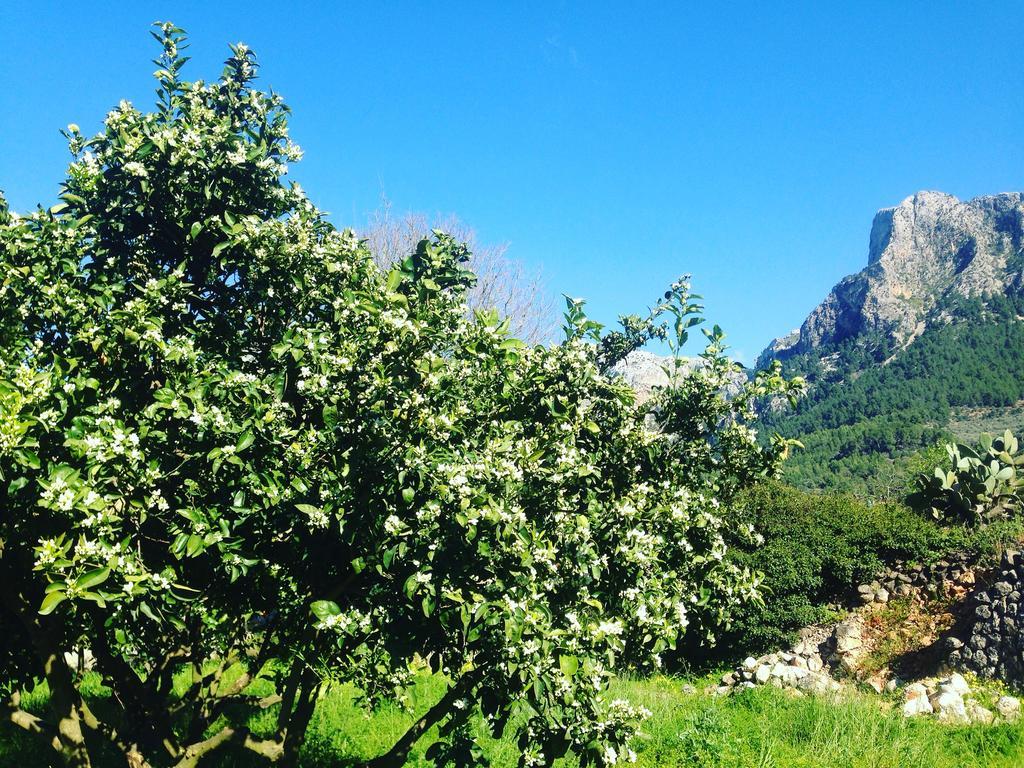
[138,602,160,622]
[559,654,579,677]
[235,429,254,453]
[17,450,40,469]
[76,568,110,590]
[38,591,66,615]
[311,600,340,619]
[186,534,204,557]
[322,405,339,429]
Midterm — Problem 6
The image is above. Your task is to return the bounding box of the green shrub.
[0,23,801,768]
[680,481,954,663]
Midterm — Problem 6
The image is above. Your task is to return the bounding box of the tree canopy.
[0,25,798,768]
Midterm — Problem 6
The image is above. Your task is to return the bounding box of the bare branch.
[362,201,557,345]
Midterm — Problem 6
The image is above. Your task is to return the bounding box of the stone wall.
[948,549,1024,685]
[856,554,977,606]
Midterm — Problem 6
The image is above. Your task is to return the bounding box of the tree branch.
[363,673,478,768]
[173,726,283,768]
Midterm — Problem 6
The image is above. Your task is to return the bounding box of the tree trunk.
[278,670,320,768]
[363,675,475,768]
[40,647,93,768]
[0,578,92,768]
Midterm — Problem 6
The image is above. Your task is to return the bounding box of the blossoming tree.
[0,24,800,768]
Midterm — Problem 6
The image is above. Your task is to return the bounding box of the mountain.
[759,191,1024,366]
[609,350,746,402]
[757,191,1024,495]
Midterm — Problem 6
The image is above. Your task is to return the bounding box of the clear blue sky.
[2,2,1022,363]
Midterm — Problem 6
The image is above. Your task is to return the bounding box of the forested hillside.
[761,295,1024,494]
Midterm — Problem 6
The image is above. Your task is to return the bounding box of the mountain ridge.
[758,190,1024,368]
[751,190,1024,494]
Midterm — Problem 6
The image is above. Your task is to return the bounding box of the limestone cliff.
[758,191,1024,367]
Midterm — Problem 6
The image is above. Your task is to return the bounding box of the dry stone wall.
[948,549,1024,685]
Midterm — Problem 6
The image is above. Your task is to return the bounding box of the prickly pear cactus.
[912,430,1024,526]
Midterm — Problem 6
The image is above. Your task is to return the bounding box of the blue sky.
[2,2,1022,363]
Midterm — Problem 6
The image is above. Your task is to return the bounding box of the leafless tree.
[361,200,558,345]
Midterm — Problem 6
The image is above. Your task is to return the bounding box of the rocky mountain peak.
[610,350,748,401]
[759,191,1024,367]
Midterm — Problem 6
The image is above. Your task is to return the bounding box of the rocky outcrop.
[609,350,746,401]
[758,191,1024,367]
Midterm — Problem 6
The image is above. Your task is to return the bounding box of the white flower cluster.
[316,608,370,636]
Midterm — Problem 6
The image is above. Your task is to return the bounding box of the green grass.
[612,677,1024,768]
[5,673,1024,767]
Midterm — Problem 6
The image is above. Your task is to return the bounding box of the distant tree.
[362,201,557,345]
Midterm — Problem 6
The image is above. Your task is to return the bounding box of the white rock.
[780,666,809,685]
[997,695,1021,721]
[807,656,823,673]
[796,672,835,695]
[755,665,772,684]
[965,700,995,725]
[833,619,863,654]
[903,683,933,717]
[940,673,971,696]
[930,690,968,724]
[742,656,757,670]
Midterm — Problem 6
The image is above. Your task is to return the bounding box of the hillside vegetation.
[761,296,1024,495]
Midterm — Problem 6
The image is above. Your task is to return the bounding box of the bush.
[0,24,799,768]
[682,481,954,662]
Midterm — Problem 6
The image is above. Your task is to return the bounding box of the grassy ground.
[949,402,1024,445]
[4,673,1024,767]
